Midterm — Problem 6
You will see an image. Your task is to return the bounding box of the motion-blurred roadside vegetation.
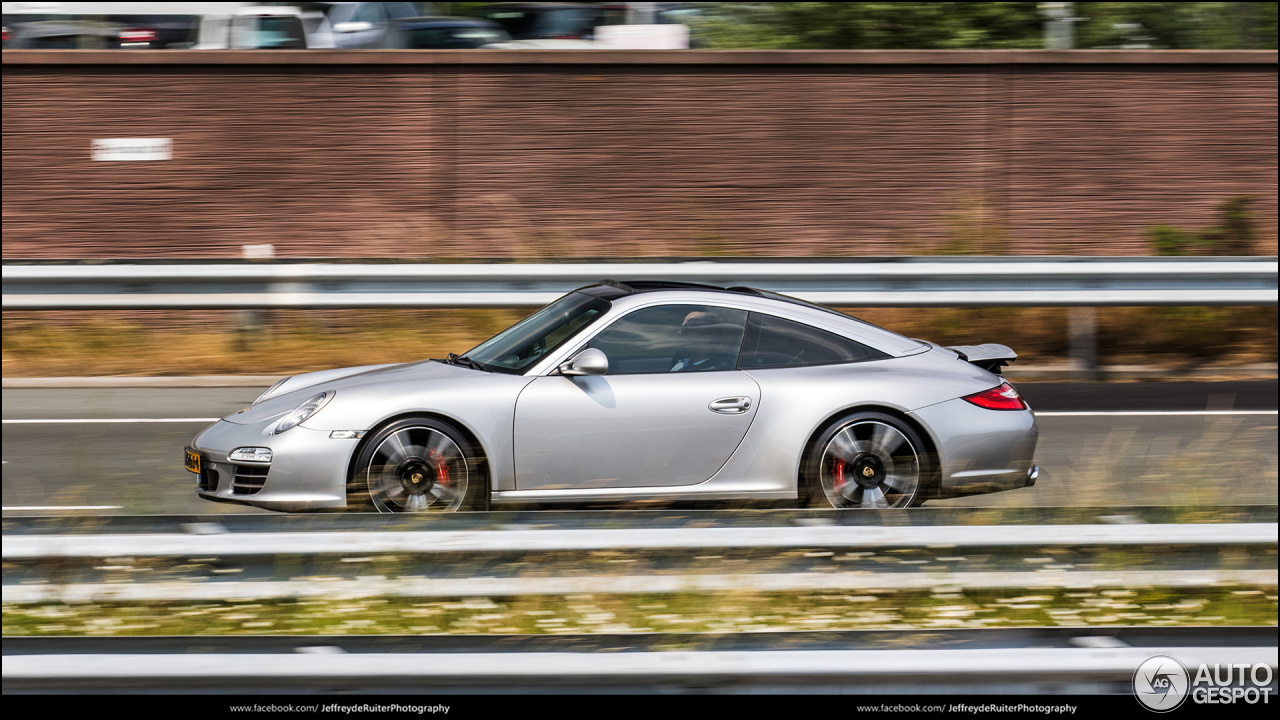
[2,304,1273,377]
[1150,196,1259,256]
[682,2,1278,50]
[5,585,1275,636]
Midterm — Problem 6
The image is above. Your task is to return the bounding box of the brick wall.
[3,50,1275,259]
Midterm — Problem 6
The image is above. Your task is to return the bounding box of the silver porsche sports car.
[186,281,1038,512]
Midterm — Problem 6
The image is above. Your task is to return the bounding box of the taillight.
[119,28,157,43]
[963,382,1027,411]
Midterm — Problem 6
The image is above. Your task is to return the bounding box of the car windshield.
[462,292,610,375]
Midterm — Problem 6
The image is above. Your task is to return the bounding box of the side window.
[353,3,386,24]
[407,28,448,47]
[255,17,307,48]
[738,313,889,369]
[326,4,358,24]
[587,305,748,375]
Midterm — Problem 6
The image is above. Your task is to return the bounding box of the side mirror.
[333,21,375,33]
[559,348,609,376]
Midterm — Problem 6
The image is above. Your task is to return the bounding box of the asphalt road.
[2,382,1275,516]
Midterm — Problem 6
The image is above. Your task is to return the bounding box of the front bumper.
[909,398,1039,499]
[188,420,359,512]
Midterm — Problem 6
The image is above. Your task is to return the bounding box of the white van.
[195,5,335,48]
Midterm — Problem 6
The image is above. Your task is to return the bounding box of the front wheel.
[802,412,930,509]
[350,417,485,513]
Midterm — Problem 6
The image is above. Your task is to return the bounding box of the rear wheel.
[350,417,485,513]
[802,412,930,509]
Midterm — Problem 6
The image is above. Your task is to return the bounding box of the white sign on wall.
[92,138,173,161]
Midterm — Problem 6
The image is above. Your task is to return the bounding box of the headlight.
[254,377,291,405]
[272,392,333,434]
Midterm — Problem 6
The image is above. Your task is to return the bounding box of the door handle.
[709,397,751,414]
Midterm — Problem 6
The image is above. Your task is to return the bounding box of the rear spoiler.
[946,343,1017,375]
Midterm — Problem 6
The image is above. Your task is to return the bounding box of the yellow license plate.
[185,448,202,474]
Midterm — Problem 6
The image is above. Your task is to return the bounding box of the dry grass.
[4,586,1275,637]
[1,309,529,377]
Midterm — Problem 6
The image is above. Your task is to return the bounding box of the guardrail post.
[234,244,274,351]
[1068,306,1098,381]
[234,309,265,352]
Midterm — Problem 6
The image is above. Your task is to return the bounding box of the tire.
[349,417,486,513]
[802,411,931,509]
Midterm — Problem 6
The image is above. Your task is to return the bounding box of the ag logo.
[1134,655,1190,712]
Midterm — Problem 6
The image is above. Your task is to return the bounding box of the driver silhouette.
[670,310,726,372]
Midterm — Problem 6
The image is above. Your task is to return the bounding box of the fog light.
[1026,465,1039,486]
[330,430,366,440]
[228,447,272,463]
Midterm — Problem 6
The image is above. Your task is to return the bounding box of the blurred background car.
[1,1,430,49]
[0,1,693,49]
[302,1,427,48]
[468,2,692,49]
[472,2,598,48]
[610,1,700,47]
[4,17,123,48]
[194,5,326,49]
[2,2,209,49]
[386,15,512,49]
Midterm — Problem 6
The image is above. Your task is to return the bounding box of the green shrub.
[1150,196,1257,256]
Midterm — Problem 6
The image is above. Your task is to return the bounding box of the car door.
[514,304,760,490]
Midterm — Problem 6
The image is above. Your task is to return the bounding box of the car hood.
[254,363,400,403]
[222,359,484,425]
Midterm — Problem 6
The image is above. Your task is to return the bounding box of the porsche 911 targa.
[186,281,1038,512]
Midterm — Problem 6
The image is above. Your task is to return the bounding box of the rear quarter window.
[738,313,889,369]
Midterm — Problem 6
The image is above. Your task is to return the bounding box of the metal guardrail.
[8,627,1277,693]
[3,258,1276,309]
[8,522,1274,602]
[6,647,1276,693]
[5,506,1272,535]
[5,523,1276,560]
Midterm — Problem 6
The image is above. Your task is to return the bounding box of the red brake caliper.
[833,458,846,492]
[430,449,449,486]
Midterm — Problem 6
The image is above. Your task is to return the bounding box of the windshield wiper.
[444,353,485,371]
